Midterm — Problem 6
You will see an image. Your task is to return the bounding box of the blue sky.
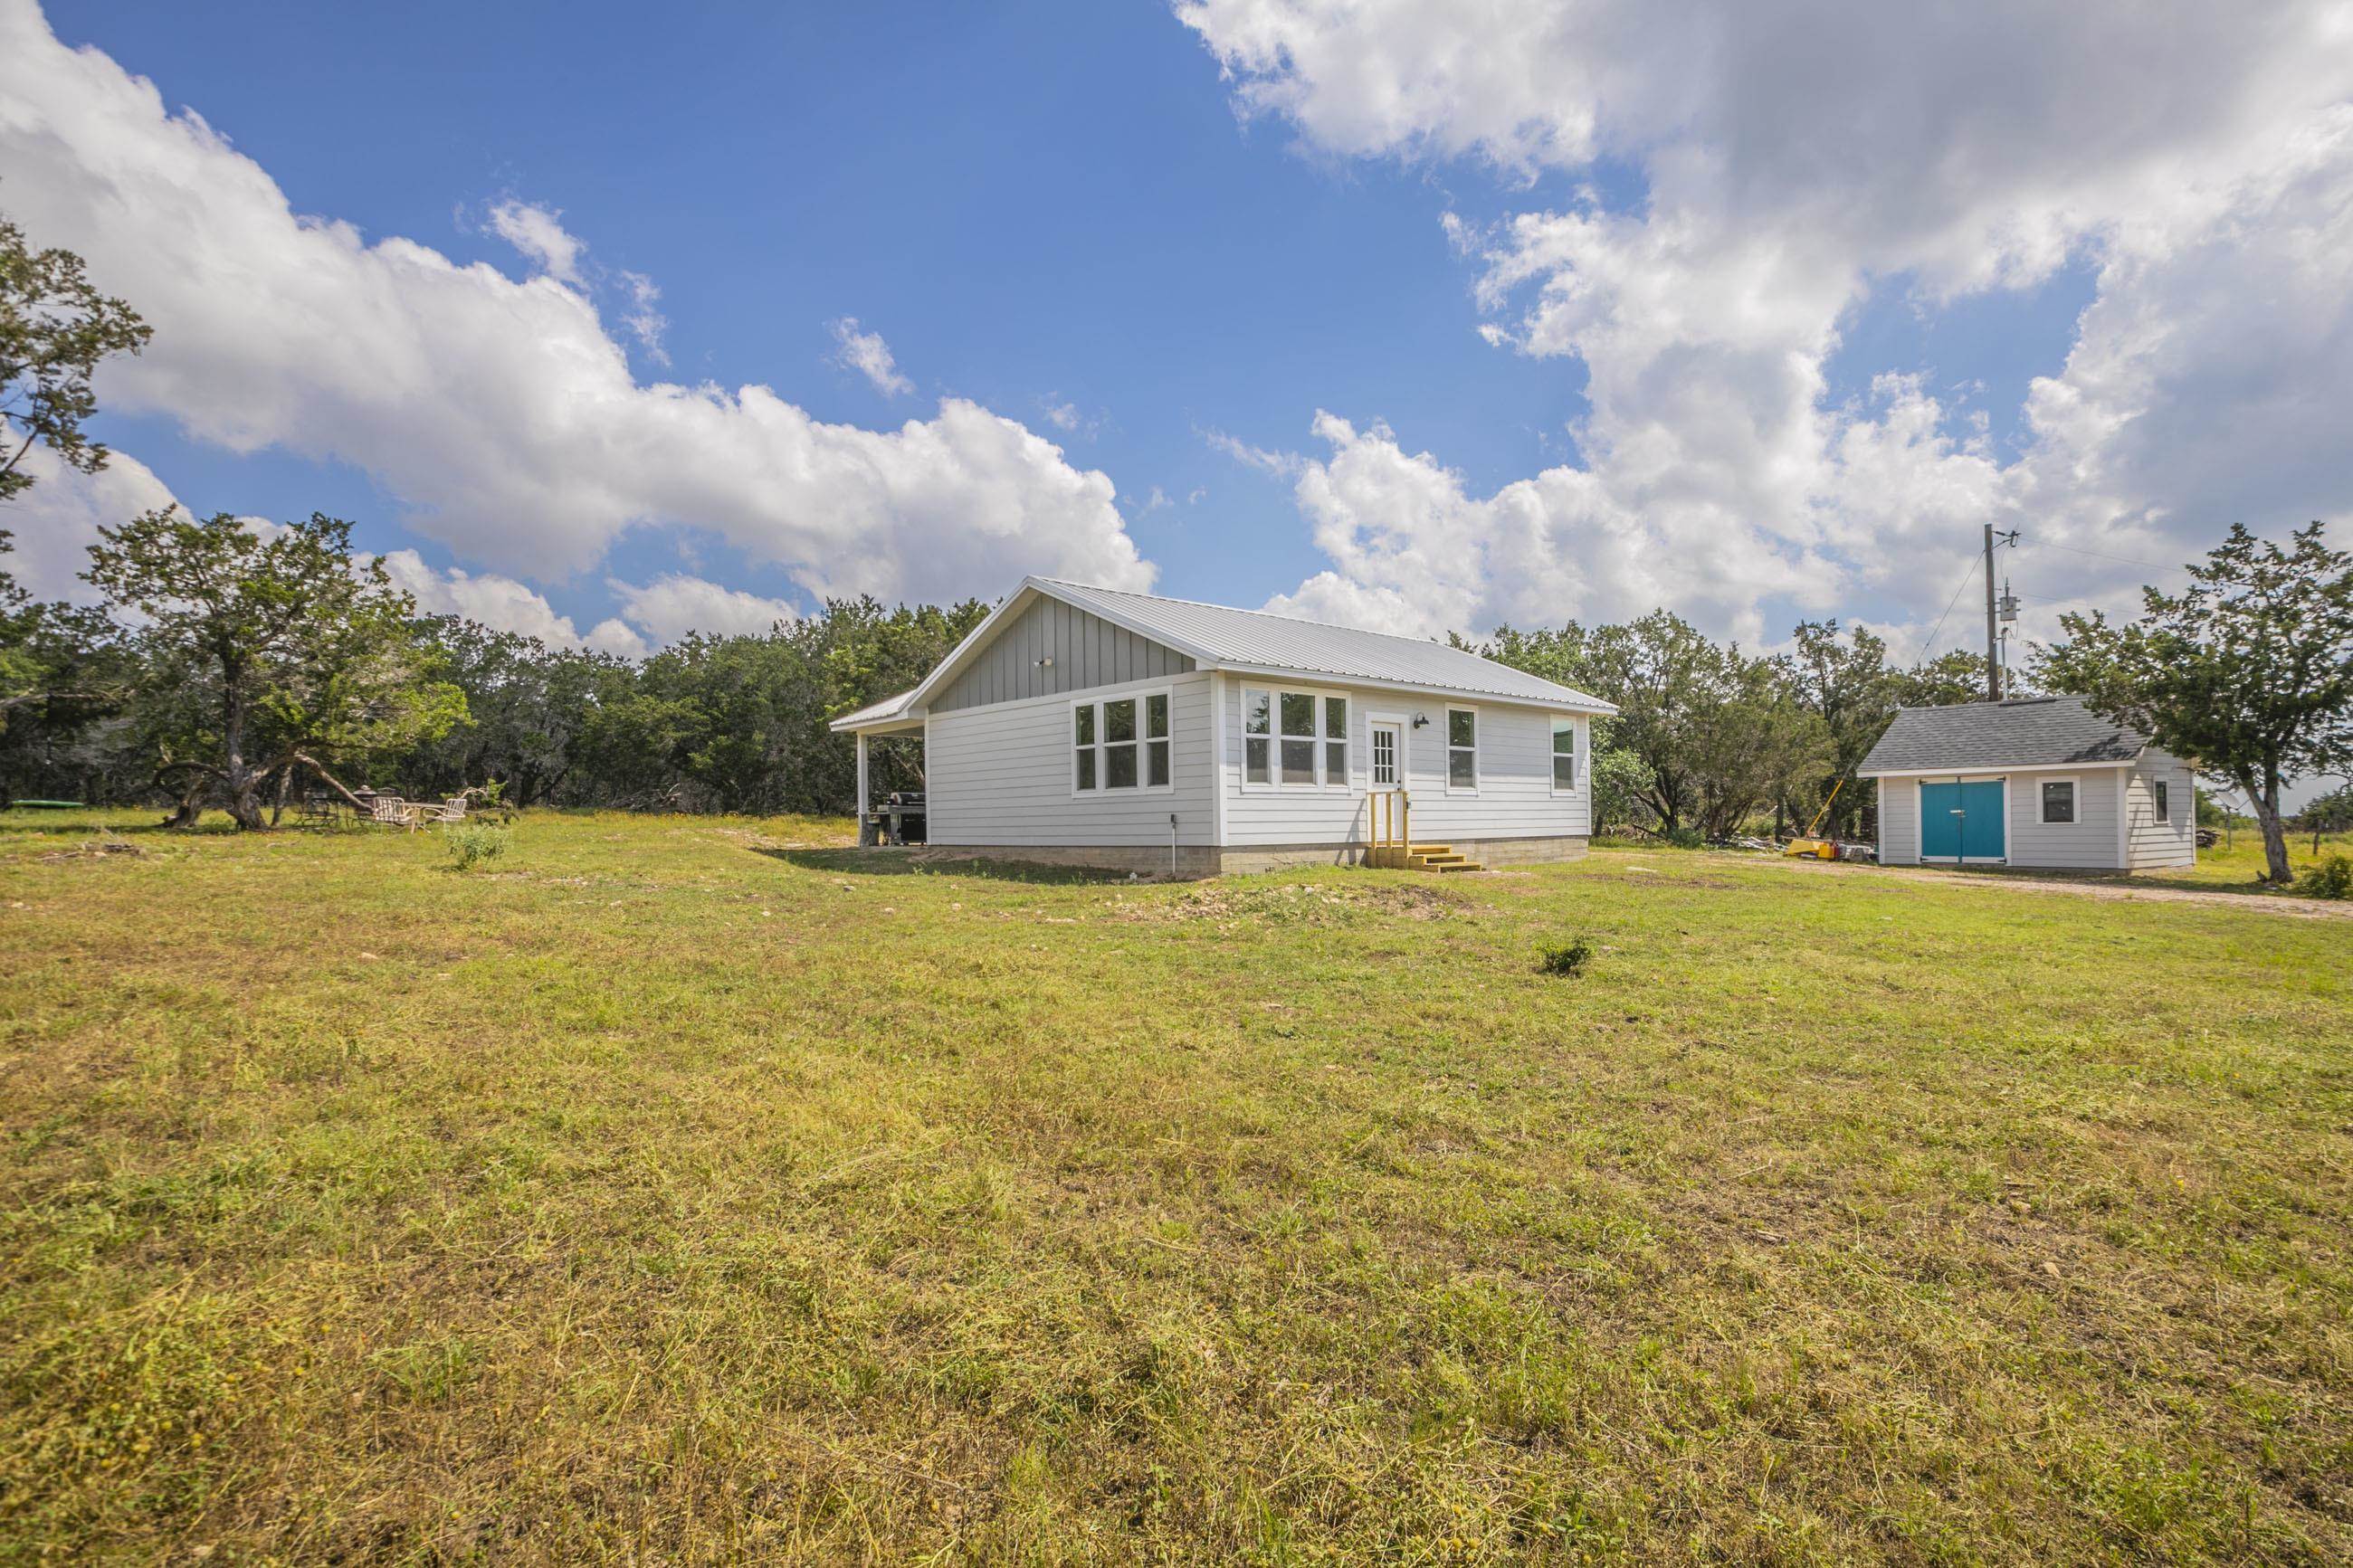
[6,0,2349,700]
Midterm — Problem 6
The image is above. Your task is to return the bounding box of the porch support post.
[854,731,869,817]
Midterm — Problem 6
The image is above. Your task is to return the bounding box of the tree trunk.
[271,765,294,827]
[2249,772,2292,883]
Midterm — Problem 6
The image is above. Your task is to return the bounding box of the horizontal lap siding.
[1878,778,1920,864]
[2126,750,2196,869]
[2005,767,2122,868]
[929,672,1215,846]
[933,595,1193,713]
[1218,679,1588,847]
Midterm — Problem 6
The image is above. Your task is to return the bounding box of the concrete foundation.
[905,836,1589,879]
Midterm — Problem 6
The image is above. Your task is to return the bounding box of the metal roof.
[1034,578,1615,710]
[833,576,1617,731]
[1859,696,2149,776]
[828,689,919,731]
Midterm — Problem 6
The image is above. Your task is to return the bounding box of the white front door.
[1368,720,1403,788]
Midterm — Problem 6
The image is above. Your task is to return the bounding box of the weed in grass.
[1538,937,1594,976]
[443,822,510,871]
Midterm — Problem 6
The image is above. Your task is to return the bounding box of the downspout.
[1170,813,1178,880]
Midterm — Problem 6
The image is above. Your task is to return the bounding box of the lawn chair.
[367,795,418,831]
[415,796,470,825]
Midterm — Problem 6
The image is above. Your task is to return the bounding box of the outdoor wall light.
[1412,713,1431,728]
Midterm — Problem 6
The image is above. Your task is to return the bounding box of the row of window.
[1070,684,1583,795]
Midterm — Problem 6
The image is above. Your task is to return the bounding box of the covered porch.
[830,691,928,847]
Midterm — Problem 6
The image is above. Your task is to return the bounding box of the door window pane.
[1371,727,1396,785]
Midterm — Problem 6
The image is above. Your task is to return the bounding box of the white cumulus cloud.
[0,0,1151,609]
[1180,0,2353,648]
[607,573,800,642]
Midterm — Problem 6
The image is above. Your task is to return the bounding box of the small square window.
[2041,780,2075,824]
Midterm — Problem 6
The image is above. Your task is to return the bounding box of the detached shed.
[1860,696,2195,871]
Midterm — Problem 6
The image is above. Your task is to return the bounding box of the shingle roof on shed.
[1858,696,2149,776]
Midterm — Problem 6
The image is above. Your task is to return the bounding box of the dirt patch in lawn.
[1115,879,1471,927]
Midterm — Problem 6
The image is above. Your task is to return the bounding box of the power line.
[2024,538,2187,575]
[1911,551,1981,666]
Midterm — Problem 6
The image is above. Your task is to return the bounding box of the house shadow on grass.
[753,845,1140,885]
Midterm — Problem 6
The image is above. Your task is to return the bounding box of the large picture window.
[1242,686,1352,790]
[1073,688,1171,794]
[1447,707,1478,792]
[1551,717,1577,793]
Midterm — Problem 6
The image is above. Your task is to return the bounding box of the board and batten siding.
[927,672,1217,846]
[1215,675,1590,847]
[932,594,1195,714]
[2124,748,2196,870]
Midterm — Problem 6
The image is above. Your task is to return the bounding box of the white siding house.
[832,577,1615,876]
[1862,697,2196,872]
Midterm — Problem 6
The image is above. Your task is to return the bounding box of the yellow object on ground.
[1785,838,1838,860]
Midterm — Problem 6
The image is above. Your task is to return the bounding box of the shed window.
[2039,779,2076,824]
[1551,718,1577,793]
[2152,780,2168,823]
[1073,689,1171,794]
[1447,708,1478,791]
[1242,686,1351,789]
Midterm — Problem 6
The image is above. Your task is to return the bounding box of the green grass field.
[2,810,2348,1563]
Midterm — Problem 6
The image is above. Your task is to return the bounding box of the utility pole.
[1983,524,2000,700]
[1982,525,2018,700]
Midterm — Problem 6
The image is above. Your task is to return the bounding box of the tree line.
[5,209,2349,878]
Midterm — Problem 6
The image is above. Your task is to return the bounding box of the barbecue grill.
[859,790,927,846]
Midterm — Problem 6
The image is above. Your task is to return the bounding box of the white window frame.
[2151,779,2169,823]
[2035,774,2080,826]
[1070,685,1175,799]
[1549,716,1580,796]
[1444,705,1480,795]
[1239,683,1357,794]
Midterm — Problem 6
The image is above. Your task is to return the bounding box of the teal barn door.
[1919,780,2005,861]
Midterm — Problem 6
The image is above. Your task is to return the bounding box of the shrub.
[1538,940,1593,977]
[2295,852,2352,899]
[444,822,510,871]
[1664,827,1706,851]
